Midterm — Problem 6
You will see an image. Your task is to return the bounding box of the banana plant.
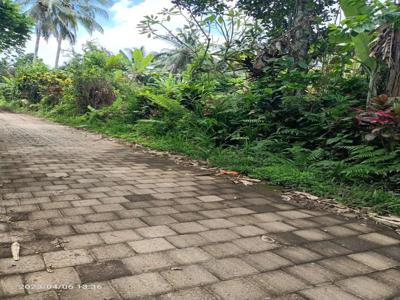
[339,0,379,106]
[121,48,154,81]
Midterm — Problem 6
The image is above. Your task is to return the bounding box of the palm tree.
[19,0,109,66]
[155,29,199,73]
[53,0,110,68]
[18,0,62,60]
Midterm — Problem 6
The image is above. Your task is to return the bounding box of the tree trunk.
[291,0,313,66]
[34,27,41,61]
[367,66,379,108]
[386,29,400,97]
[55,36,62,68]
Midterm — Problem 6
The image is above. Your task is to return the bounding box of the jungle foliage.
[1,0,400,214]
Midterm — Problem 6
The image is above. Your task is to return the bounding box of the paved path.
[0,112,399,300]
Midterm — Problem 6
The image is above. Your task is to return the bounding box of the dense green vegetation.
[1,0,400,214]
[0,0,32,54]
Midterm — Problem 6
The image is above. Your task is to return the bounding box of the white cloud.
[25,0,177,67]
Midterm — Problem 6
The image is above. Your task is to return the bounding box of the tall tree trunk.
[55,36,62,68]
[367,66,379,108]
[34,27,41,61]
[291,0,313,66]
[387,29,400,97]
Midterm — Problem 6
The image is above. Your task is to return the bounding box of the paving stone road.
[0,111,400,300]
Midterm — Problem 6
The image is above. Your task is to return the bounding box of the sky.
[25,0,176,67]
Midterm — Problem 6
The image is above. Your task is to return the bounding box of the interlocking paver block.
[43,249,93,268]
[169,222,208,234]
[123,252,175,273]
[300,285,362,300]
[244,251,292,271]
[286,262,342,284]
[256,221,296,233]
[159,287,216,300]
[293,228,332,241]
[0,255,45,275]
[24,267,80,293]
[76,260,131,283]
[199,229,240,243]
[29,210,61,220]
[160,265,218,288]
[202,242,246,258]
[337,276,397,300]
[348,251,398,270]
[359,232,400,245]
[128,237,175,253]
[319,256,374,276]
[92,204,124,213]
[322,225,358,237]
[136,225,176,238]
[100,229,142,244]
[370,268,400,286]
[73,222,113,233]
[168,247,212,264]
[63,233,104,249]
[59,281,120,300]
[253,270,308,295]
[62,207,94,216]
[0,275,25,297]
[232,236,279,252]
[111,272,172,298]
[209,278,269,300]
[203,257,258,279]
[198,218,236,229]
[274,246,322,263]
[303,241,351,257]
[85,212,118,222]
[142,215,177,225]
[39,225,75,237]
[197,195,224,202]
[9,290,59,299]
[109,218,147,229]
[91,243,134,261]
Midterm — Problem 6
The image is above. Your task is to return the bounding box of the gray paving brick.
[76,260,131,283]
[199,229,240,243]
[285,262,342,284]
[274,246,322,263]
[203,257,258,279]
[58,281,119,300]
[348,251,398,270]
[319,256,374,276]
[91,243,134,260]
[168,247,212,264]
[244,251,292,271]
[202,242,247,258]
[232,236,280,252]
[300,285,362,300]
[210,278,269,300]
[136,225,176,238]
[111,272,173,298]
[159,287,216,300]
[128,237,175,253]
[24,267,80,293]
[0,275,24,297]
[161,265,218,288]
[337,276,397,300]
[123,252,175,273]
[253,270,308,295]
[0,255,45,274]
[100,229,142,244]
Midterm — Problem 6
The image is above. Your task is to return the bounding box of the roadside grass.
[1,100,399,215]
